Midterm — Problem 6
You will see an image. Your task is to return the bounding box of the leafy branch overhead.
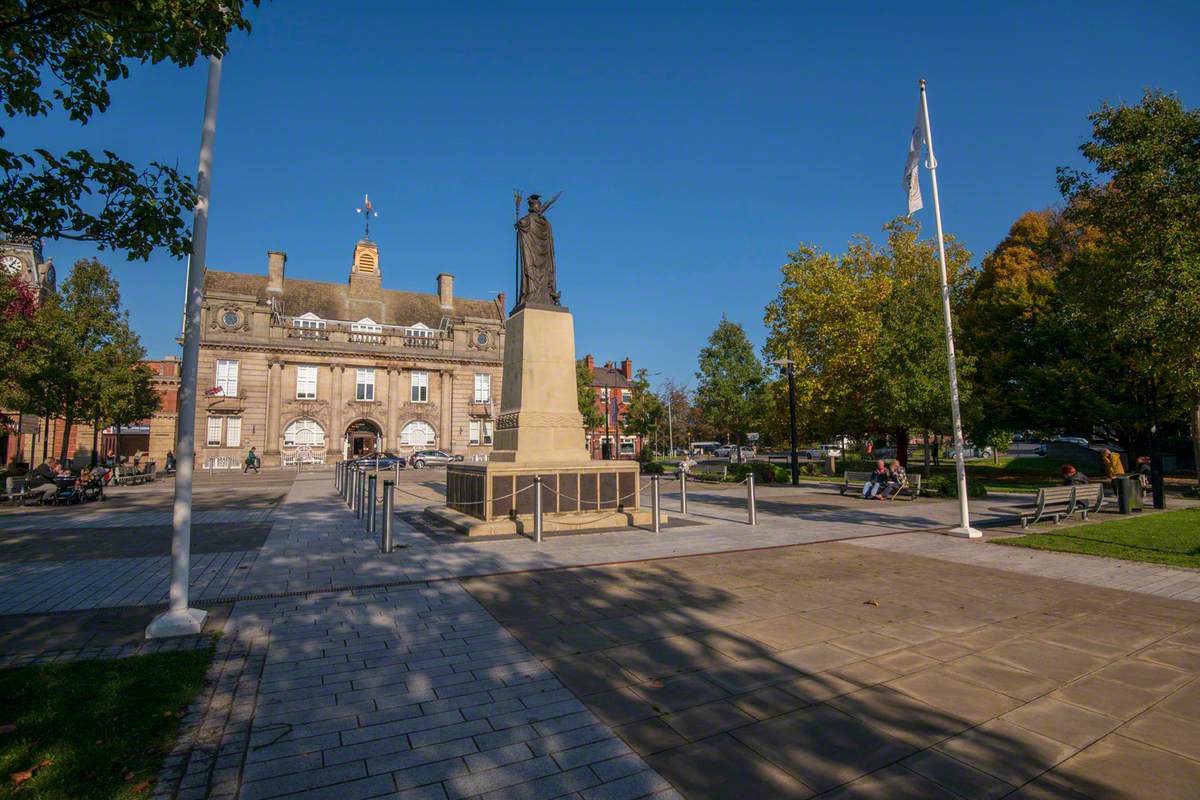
[0,1,262,260]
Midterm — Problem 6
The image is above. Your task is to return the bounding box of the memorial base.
[444,461,659,535]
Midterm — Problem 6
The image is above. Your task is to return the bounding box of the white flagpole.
[147,55,222,638]
[919,79,980,538]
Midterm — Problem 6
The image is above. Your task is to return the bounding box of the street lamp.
[772,357,800,487]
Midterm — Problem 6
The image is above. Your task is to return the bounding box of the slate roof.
[591,365,633,389]
[203,270,500,326]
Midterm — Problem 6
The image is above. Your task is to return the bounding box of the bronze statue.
[515,192,562,308]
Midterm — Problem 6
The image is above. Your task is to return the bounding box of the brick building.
[582,355,642,460]
[193,235,505,467]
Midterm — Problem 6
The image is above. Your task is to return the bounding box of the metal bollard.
[367,474,377,532]
[342,463,349,501]
[351,468,359,509]
[355,471,363,517]
[345,465,353,505]
[335,461,341,491]
[381,479,394,553]
[747,473,757,526]
[395,460,401,486]
[359,471,368,519]
[652,474,661,533]
[680,472,688,515]
[533,475,543,543]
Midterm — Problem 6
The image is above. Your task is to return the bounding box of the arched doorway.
[399,420,437,449]
[346,419,381,457]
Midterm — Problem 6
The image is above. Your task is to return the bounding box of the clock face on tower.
[0,255,22,276]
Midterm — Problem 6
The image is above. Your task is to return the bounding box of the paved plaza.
[1,467,1198,798]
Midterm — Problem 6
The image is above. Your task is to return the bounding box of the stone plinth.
[442,304,661,535]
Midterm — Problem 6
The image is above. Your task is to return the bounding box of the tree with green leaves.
[695,318,767,452]
[1055,90,1200,475]
[622,368,665,452]
[1,1,260,260]
[576,358,603,442]
[764,218,973,467]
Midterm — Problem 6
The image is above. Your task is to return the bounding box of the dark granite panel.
[541,474,559,513]
[619,471,635,510]
[600,472,618,510]
[560,473,580,512]
[492,474,514,518]
[580,472,598,510]
[515,475,536,516]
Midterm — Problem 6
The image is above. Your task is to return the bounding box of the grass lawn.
[994,508,1200,569]
[0,647,212,799]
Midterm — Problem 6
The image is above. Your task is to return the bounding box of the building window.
[226,417,242,448]
[621,389,632,403]
[620,436,636,455]
[206,417,222,446]
[296,365,317,399]
[473,373,491,402]
[400,420,435,447]
[284,419,325,446]
[351,318,382,333]
[405,324,435,338]
[469,420,494,445]
[292,314,326,330]
[215,359,238,397]
[410,371,428,403]
[355,368,375,401]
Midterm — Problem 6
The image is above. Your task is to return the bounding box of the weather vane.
[355,194,378,239]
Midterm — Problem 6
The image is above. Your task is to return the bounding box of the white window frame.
[351,317,382,333]
[621,389,632,403]
[296,365,318,399]
[410,371,429,403]
[400,420,435,447]
[469,420,481,446]
[215,359,239,397]
[473,373,491,403]
[206,417,222,446]
[483,420,493,445]
[355,368,375,401]
[226,417,242,448]
[283,419,325,446]
[620,435,636,454]
[292,313,326,330]
[405,323,435,338]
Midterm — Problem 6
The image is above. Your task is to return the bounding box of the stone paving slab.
[462,541,1200,799]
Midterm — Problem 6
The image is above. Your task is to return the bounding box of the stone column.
[387,367,400,450]
[330,363,344,457]
[440,370,453,452]
[265,360,283,455]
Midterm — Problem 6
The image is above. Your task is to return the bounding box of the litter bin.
[1113,476,1142,515]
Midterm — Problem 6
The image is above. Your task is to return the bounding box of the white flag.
[904,106,926,215]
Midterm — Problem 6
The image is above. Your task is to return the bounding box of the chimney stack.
[585,354,594,371]
[621,357,633,380]
[437,273,454,309]
[267,251,286,293]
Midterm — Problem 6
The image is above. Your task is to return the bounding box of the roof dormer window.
[405,322,435,338]
[352,317,382,333]
[292,312,326,330]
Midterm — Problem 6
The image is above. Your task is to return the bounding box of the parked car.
[353,452,406,469]
[1052,436,1091,448]
[802,444,843,459]
[714,445,755,459]
[409,450,464,469]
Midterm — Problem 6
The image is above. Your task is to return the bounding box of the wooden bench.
[1020,486,1080,528]
[1074,483,1104,516]
[840,471,873,496]
[884,473,922,501]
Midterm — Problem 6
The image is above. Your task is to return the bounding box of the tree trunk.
[90,419,100,468]
[41,415,49,462]
[896,428,909,467]
[58,403,74,466]
[923,428,931,478]
[1191,395,1200,482]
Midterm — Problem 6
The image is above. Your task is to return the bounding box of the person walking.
[243,446,260,474]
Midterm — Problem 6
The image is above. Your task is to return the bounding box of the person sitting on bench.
[879,460,908,500]
[26,459,61,503]
[1061,464,1089,486]
[862,459,889,499]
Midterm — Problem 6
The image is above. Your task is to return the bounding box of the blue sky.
[9,1,1200,388]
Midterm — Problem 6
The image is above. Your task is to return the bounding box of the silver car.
[409,449,464,469]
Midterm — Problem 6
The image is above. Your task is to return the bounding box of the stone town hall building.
[195,236,505,467]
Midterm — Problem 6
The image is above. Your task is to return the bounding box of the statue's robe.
[516,211,559,305]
